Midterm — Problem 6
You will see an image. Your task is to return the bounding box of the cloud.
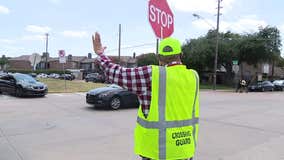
[221,16,267,33]
[25,25,51,33]
[192,19,215,30]
[22,35,46,41]
[49,0,61,5]
[61,30,88,38]
[168,0,236,14]
[280,24,284,33]
[0,39,15,44]
[0,5,10,14]
[192,15,267,33]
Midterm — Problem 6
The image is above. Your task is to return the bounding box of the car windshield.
[108,84,122,89]
[14,74,37,83]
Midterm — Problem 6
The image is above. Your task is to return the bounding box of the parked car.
[273,80,284,91]
[37,73,48,78]
[59,74,75,81]
[86,84,139,110]
[0,73,48,97]
[248,81,275,92]
[85,73,105,83]
[48,73,60,79]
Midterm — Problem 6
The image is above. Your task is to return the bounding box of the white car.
[273,80,284,91]
[37,73,48,78]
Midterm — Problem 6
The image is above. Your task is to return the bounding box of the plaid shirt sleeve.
[96,54,152,114]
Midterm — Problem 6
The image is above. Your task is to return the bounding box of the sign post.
[58,50,67,92]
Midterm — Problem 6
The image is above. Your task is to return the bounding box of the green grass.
[200,84,234,90]
[38,78,106,93]
[39,78,234,93]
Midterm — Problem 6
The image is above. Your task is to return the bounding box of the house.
[236,62,284,82]
[7,53,138,73]
[8,55,32,70]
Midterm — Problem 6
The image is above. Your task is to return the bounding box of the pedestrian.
[92,32,200,160]
[235,79,241,93]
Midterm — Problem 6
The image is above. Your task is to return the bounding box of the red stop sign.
[148,0,174,39]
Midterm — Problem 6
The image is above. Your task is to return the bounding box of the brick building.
[8,55,32,70]
[8,53,137,71]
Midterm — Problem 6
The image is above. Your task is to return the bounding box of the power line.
[105,42,156,53]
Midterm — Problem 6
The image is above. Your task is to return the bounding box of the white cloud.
[0,39,15,44]
[221,16,267,33]
[61,30,88,38]
[0,5,10,14]
[192,19,215,30]
[49,0,61,5]
[192,15,267,33]
[280,24,284,33]
[168,0,236,14]
[22,35,46,41]
[25,25,51,33]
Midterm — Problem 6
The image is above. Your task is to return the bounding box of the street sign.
[232,64,239,74]
[58,50,66,63]
[232,60,238,65]
[263,63,269,74]
[148,0,174,39]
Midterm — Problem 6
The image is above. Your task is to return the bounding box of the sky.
[1,0,284,58]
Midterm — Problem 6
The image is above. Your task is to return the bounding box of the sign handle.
[156,38,159,55]
[160,26,164,40]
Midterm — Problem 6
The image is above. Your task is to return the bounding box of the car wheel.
[0,89,2,94]
[271,88,274,92]
[15,87,23,97]
[110,96,121,110]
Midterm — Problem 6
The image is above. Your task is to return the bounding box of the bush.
[7,69,71,75]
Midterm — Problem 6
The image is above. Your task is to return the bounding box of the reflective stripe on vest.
[136,66,199,159]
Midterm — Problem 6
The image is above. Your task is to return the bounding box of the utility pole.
[213,0,222,90]
[45,33,49,70]
[118,24,121,64]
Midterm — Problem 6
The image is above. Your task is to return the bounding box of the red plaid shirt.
[97,54,182,116]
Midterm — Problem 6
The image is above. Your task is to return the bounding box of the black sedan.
[86,84,139,110]
[248,81,275,92]
[0,73,48,97]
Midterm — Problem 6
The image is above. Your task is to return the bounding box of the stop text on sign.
[149,4,173,29]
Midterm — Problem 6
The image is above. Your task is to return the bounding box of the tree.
[137,53,158,66]
[0,55,9,70]
[257,26,282,76]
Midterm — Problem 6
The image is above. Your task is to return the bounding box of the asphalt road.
[1,91,284,160]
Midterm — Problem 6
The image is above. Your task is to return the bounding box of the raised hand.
[92,32,106,55]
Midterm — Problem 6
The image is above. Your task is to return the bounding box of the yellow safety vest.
[135,65,200,160]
